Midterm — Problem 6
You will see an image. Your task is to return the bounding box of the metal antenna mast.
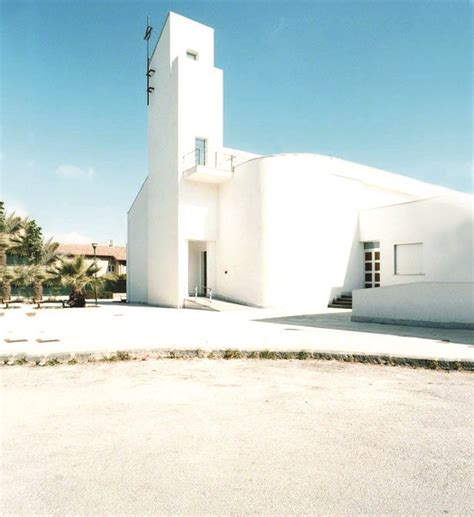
[144,16,154,105]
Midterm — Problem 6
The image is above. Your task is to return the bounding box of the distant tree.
[21,238,60,300]
[12,234,60,303]
[0,267,14,302]
[0,201,5,269]
[0,203,62,304]
[18,220,44,265]
[14,265,49,303]
[0,202,25,267]
[40,238,59,267]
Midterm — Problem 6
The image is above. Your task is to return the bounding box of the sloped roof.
[57,244,126,261]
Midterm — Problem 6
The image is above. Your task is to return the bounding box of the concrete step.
[328,293,353,309]
[183,298,216,311]
[328,304,352,309]
[184,296,251,312]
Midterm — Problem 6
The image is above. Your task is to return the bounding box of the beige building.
[57,243,126,276]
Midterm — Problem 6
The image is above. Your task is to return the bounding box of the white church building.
[128,13,474,329]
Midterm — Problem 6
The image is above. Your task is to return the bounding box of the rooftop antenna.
[144,16,154,105]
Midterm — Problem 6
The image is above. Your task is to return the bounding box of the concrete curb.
[0,348,472,371]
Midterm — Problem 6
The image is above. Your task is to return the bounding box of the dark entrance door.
[364,242,380,288]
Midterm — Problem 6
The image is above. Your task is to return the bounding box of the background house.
[57,242,126,276]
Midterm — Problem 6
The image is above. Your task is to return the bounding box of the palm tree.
[14,265,50,303]
[49,255,103,299]
[0,203,26,267]
[1,203,27,303]
[41,238,60,267]
[11,237,60,303]
[0,267,14,303]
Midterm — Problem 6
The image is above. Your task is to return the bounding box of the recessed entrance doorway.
[188,241,208,296]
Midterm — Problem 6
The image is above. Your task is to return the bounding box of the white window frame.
[195,137,207,166]
[394,243,424,276]
[363,241,381,288]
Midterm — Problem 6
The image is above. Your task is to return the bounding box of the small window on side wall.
[394,243,423,275]
[186,50,198,60]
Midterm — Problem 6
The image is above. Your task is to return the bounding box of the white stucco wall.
[359,193,474,286]
[175,17,222,306]
[145,13,223,307]
[146,16,179,306]
[216,157,264,305]
[128,13,473,313]
[352,282,474,329]
[127,179,148,303]
[216,153,425,309]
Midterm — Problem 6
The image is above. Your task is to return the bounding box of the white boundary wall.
[352,282,474,329]
[127,179,148,303]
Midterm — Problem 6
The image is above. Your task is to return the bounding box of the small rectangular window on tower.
[186,50,198,60]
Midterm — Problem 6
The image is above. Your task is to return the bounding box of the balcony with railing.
[182,148,235,184]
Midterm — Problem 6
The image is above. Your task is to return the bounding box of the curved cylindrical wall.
[257,155,363,308]
[216,153,420,309]
[216,154,363,308]
[216,157,265,305]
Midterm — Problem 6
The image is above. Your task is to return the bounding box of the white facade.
[127,179,148,302]
[127,13,474,327]
[358,194,474,287]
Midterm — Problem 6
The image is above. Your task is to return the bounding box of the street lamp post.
[91,242,98,306]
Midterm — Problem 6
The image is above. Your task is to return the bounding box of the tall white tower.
[146,13,223,306]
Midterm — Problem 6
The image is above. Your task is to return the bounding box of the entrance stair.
[328,293,352,309]
[183,296,251,312]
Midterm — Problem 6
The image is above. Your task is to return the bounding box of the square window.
[365,252,372,261]
[365,263,372,271]
[365,273,372,282]
[395,243,423,275]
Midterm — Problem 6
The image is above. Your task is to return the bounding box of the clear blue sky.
[1,0,472,245]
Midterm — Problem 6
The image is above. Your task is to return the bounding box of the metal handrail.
[182,148,235,172]
[194,285,213,303]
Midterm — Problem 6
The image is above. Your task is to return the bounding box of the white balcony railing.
[182,148,235,172]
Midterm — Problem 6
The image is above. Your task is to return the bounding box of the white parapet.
[184,165,232,184]
[352,282,474,329]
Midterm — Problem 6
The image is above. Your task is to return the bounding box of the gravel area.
[1,360,472,515]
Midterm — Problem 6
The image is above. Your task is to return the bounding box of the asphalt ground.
[1,360,472,515]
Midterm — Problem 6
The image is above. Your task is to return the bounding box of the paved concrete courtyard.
[1,360,472,515]
[1,302,473,362]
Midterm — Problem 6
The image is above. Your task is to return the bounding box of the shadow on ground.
[255,311,474,346]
